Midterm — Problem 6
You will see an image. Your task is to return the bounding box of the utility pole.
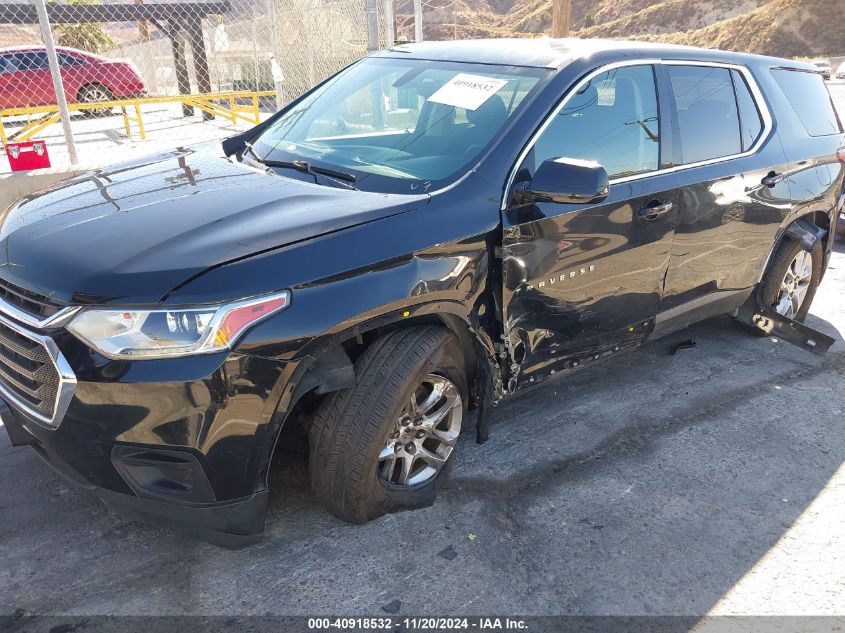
[269,0,285,109]
[33,0,78,165]
[413,0,423,42]
[551,0,571,38]
[366,0,380,52]
[383,0,395,48]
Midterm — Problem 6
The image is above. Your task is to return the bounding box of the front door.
[501,64,677,388]
[0,53,30,109]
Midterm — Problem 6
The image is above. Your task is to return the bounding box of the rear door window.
[667,65,742,164]
[771,68,841,136]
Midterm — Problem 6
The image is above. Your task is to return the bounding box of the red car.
[0,45,145,112]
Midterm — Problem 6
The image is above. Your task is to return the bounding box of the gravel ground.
[0,80,843,624]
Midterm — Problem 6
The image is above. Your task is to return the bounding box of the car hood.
[0,147,429,305]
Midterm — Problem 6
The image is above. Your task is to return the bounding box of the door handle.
[761,171,784,187]
[637,200,673,221]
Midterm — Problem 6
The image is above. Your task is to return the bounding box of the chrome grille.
[0,320,60,418]
[0,278,63,320]
[0,315,75,428]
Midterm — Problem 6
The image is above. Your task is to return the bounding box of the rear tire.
[78,84,115,118]
[308,326,467,524]
[758,238,822,322]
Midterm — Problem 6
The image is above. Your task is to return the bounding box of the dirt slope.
[577,0,768,38]
[632,0,845,58]
[399,0,844,58]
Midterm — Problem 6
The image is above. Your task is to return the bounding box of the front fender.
[236,247,495,361]
[230,246,500,492]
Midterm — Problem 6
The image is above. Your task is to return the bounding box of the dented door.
[501,174,678,388]
[499,63,677,389]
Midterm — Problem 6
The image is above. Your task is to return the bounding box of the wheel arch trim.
[785,216,828,250]
[255,301,500,490]
[757,213,830,284]
[290,301,496,402]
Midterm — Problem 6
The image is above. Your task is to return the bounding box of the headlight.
[67,291,290,359]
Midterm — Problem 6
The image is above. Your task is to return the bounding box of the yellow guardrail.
[0,90,276,145]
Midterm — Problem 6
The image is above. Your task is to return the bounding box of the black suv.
[1,39,843,547]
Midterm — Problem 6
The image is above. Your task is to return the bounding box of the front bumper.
[0,327,301,547]
[3,401,267,547]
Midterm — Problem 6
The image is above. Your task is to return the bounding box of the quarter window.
[667,65,742,164]
[771,68,841,136]
[528,65,660,179]
[731,70,763,151]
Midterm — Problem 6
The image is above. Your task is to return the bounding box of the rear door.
[657,62,794,333]
[501,63,679,388]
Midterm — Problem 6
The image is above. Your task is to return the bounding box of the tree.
[52,0,115,54]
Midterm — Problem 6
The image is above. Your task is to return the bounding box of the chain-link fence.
[0,0,393,173]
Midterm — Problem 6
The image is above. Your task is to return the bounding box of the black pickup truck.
[1,39,843,547]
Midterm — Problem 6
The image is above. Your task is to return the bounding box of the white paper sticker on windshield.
[427,73,508,111]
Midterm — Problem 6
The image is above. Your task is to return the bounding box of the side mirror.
[516,157,610,205]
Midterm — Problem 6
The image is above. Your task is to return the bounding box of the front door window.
[528,65,660,180]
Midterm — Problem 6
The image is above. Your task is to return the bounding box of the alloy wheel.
[774,250,813,318]
[81,87,113,116]
[377,374,462,487]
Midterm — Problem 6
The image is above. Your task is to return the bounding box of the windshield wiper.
[243,143,357,190]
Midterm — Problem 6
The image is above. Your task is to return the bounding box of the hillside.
[576,0,768,38]
[631,0,845,58]
[398,0,845,58]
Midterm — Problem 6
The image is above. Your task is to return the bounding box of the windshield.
[251,57,547,193]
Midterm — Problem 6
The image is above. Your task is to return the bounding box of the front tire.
[308,326,467,524]
[759,238,822,321]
